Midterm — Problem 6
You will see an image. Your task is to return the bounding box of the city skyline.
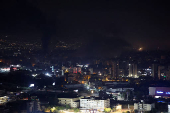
[1,1,170,113]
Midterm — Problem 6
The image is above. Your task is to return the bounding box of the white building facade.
[58,97,82,108]
[134,103,155,112]
[80,97,110,111]
[0,96,9,105]
[106,87,134,92]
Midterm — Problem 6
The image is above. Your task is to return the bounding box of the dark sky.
[0,0,170,51]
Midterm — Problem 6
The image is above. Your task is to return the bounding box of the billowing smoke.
[0,0,54,54]
[74,34,132,58]
[41,32,50,53]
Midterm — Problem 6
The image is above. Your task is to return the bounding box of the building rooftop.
[74,100,80,102]
[81,96,109,100]
[57,93,79,98]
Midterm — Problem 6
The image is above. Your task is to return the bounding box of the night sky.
[0,0,170,51]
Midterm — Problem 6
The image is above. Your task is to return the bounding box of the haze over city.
[1,0,170,113]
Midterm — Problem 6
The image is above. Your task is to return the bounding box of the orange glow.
[98,87,102,90]
[88,75,91,80]
[138,47,143,51]
[82,81,84,84]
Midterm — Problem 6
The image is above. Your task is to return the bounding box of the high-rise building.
[77,67,81,73]
[111,61,119,79]
[61,66,65,76]
[119,69,124,77]
[160,55,166,64]
[166,66,170,80]
[158,66,165,79]
[89,68,93,74]
[134,102,155,112]
[129,64,137,78]
[152,64,159,79]
[27,101,41,113]
[73,67,77,73]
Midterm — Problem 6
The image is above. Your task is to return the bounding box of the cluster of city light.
[157,91,163,93]
[98,71,102,75]
[76,64,83,67]
[0,96,9,104]
[166,92,170,94]
[156,91,170,94]
[45,73,52,77]
[10,64,21,67]
[32,74,38,77]
[84,64,89,67]
[29,84,34,87]
[0,68,10,72]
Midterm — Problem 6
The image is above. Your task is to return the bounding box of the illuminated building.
[134,102,155,112]
[119,69,124,77]
[61,70,64,76]
[0,96,9,105]
[27,101,41,113]
[106,87,134,93]
[168,105,170,113]
[58,95,83,108]
[158,66,165,80]
[104,81,129,85]
[111,61,119,79]
[64,84,85,89]
[73,67,77,73]
[0,67,10,73]
[89,68,93,74]
[61,66,65,76]
[80,97,110,111]
[152,65,170,80]
[68,75,75,83]
[149,87,170,98]
[10,64,21,68]
[129,64,137,78]
[62,66,81,74]
[95,60,100,64]
[77,67,81,73]
[62,66,65,70]
[58,98,80,108]
[50,66,56,75]
[64,73,69,82]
